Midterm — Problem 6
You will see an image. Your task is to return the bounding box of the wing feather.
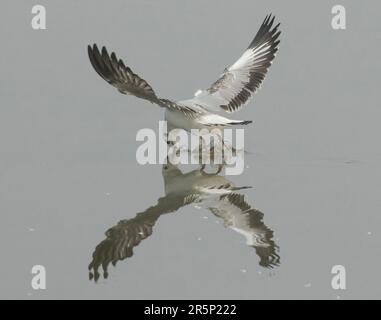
[178,14,281,113]
[88,44,202,116]
[88,44,158,102]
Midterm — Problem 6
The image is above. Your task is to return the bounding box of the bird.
[88,162,279,281]
[87,14,281,136]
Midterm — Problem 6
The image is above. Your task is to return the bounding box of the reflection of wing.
[209,193,280,268]
[88,194,198,282]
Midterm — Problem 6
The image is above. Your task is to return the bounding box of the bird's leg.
[215,163,224,174]
[210,133,232,175]
[163,129,174,147]
[198,135,208,171]
[210,131,226,170]
[213,133,225,175]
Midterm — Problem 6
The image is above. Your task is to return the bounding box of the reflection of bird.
[89,163,279,281]
[88,15,280,134]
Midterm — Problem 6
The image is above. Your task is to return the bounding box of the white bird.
[87,15,281,134]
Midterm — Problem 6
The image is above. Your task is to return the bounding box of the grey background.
[1,0,380,299]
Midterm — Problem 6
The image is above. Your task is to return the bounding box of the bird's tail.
[231,186,252,191]
[228,120,253,125]
[199,114,253,127]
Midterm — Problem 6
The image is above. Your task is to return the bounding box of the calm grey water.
[1,0,380,299]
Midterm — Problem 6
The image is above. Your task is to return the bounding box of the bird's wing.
[88,194,198,282]
[88,44,203,117]
[178,14,281,113]
[209,193,280,268]
[88,44,159,102]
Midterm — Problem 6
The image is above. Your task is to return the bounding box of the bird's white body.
[164,108,238,132]
[165,109,203,131]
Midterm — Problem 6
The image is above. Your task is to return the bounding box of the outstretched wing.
[178,14,281,113]
[88,194,198,282]
[88,44,159,102]
[209,193,280,268]
[88,44,203,116]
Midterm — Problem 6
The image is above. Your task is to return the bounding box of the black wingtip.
[87,43,114,82]
[88,43,98,52]
[87,44,93,55]
[248,14,281,49]
[263,13,276,27]
[88,43,100,60]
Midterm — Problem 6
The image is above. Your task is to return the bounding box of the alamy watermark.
[331,265,346,290]
[136,121,245,175]
[31,5,46,30]
[31,265,46,290]
[331,5,346,30]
